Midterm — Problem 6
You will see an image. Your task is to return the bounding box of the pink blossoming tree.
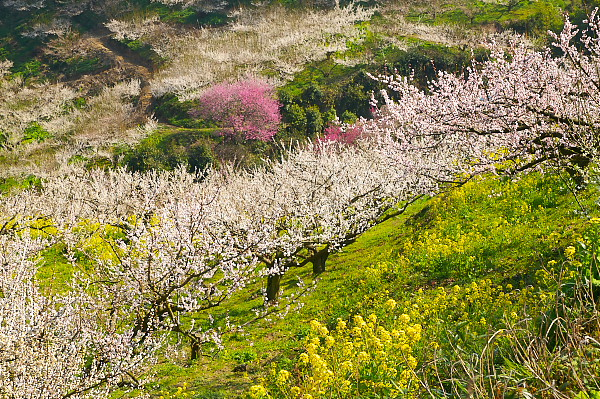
[321,123,364,145]
[192,79,281,141]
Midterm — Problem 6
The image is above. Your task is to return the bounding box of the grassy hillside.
[128,170,600,398]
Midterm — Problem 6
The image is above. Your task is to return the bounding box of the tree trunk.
[312,250,329,275]
[190,339,201,362]
[567,153,591,188]
[266,274,282,304]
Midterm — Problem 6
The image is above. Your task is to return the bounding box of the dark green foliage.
[47,55,108,78]
[121,129,217,173]
[87,156,115,170]
[194,12,230,27]
[305,106,323,137]
[126,0,235,26]
[340,110,357,124]
[12,60,45,83]
[322,108,337,125]
[120,38,166,67]
[284,103,307,136]
[71,10,104,30]
[336,84,370,118]
[301,83,325,105]
[153,94,205,128]
[388,43,489,90]
[0,6,47,70]
[0,131,8,150]
[187,141,215,173]
[160,8,229,27]
[278,62,375,138]
[156,7,197,23]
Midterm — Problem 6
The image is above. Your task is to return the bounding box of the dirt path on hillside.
[64,22,155,124]
[90,28,154,121]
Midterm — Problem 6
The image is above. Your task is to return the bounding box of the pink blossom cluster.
[321,124,364,145]
[193,79,281,141]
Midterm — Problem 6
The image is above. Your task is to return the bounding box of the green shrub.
[340,110,357,124]
[21,122,52,144]
[49,56,107,78]
[122,129,216,172]
[284,103,307,136]
[121,38,166,67]
[0,174,42,193]
[305,106,323,137]
[229,349,258,363]
[154,94,206,128]
[186,141,215,173]
[12,60,44,82]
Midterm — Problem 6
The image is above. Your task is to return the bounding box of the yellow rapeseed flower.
[340,360,353,372]
[385,299,397,310]
[342,341,354,356]
[407,355,418,369]
[248,385,267,398]
[325,336,335,348]
[277,369,290,384]
[565,246,576,259]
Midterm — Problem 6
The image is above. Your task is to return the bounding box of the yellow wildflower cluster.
[564,245,576,260]
[248,384,268,399]
[397,279,549,337]
[157,382,194,399]
[402,221,497,278]
[249,274,566,399]
[254,315,422,398]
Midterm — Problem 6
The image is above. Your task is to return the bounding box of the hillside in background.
[0,0,595,177]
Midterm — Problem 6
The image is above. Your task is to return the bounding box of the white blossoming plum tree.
[0,232,159,398]
[211,141,429,303]
[364,12,600,184]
